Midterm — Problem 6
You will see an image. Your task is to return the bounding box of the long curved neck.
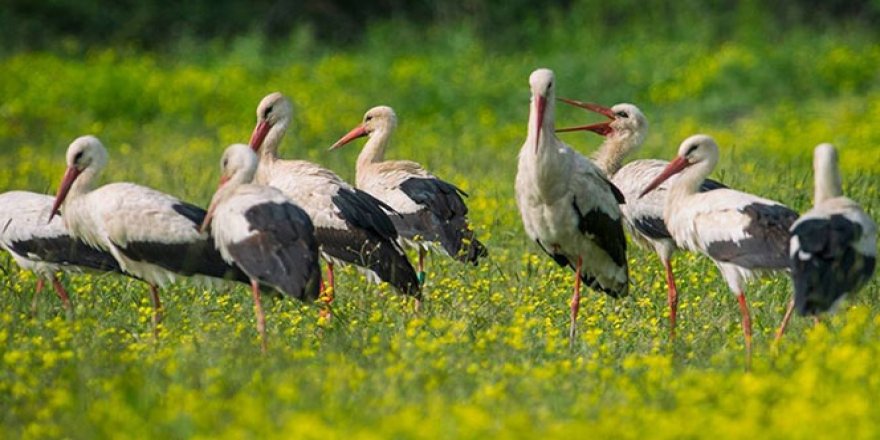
[357,127,391,175]
[593,138,630,176]
[814,159,843,205]
[668,159,715,202]
[69,166,102,200]
[260,118,290,162]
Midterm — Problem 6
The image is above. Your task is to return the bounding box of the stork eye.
[263,105,274,119]
[73,151,84,164]
[686,144,699,156]
[615,111,629,118]
[365,115,373,122]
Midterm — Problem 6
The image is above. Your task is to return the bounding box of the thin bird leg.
[774,297,796,345]
[417,248,427,286]
[736,292,752,371]
[50,274,72,310]
[148,284,163,339]
[663,258,679,340]
[251,279,267,354]
[31,277,46,316]
[569,256,583,349]
[319,262,335,322]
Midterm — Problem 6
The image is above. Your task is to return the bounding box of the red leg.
[664,259,679,340]
[569,256,583,348]
[774,297,796,345]
[50,275,72,310]
[736,292,752,370]
[319,262,335,322]
[148,284,163,339]
[251,279,267,354]
[31,277,46,316]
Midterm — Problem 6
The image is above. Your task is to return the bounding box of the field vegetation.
[1,2,879,438]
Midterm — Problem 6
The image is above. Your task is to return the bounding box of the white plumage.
[329,105,487,284]
[50,135,247,333]
[202,144,321,352]
[640,134,798,368]
[0,191,120,309]
[788,144,876,317]
[247,93,420,298]
[515,68,629,347]
[557,100,731,338]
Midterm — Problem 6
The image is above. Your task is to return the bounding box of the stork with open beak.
[556,99,727,338]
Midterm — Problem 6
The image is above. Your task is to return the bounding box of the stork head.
[49,135,108,222]
[557,101,648,146]
[249,92,293,154]
[529,68,555,154]
[639,134,719,198]
[202,144,259,233]
[329,105,398,150]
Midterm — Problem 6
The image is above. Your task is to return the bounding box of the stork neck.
[593,138,629,176]
[356,128,390,172]
[668,159,714,200]
[260,119,290,161]
[69,167,101,199]
[814,159,843,205]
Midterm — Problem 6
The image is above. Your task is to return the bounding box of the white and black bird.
[1,191,121,311]
[329,105,487,285]
[640,134,798,368]
[201,144,321,352]
[515,68,629,347]
[247,93,420,301]
[49,135,248,334]
[556,100,727,338]
[786,144,876,319]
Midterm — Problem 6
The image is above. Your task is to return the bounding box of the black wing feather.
[706,202,798,269]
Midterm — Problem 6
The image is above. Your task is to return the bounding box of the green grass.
[1,20,879,439]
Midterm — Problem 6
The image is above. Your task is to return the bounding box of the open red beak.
[329,124,368,151]
[639,156,690,198]
[48,166,81,223]
[533,95,547,154]
[556,98,615,137]
[249,120,271,153]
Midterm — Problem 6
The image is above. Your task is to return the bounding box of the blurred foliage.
[2,0,880,52]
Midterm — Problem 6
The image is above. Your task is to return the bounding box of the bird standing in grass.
[202,144,321,352]
[556,99,727,338]
[640,134,798,368]
[329,105,487,286]
[777,144,876,338]
[247,93,420,305]
[515,68,629,348]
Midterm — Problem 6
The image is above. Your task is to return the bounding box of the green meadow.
[1,7,879,439]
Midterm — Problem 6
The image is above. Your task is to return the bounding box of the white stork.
[779,144,876,335]
[640,134,798,368]
[49,135,249,334]
[1,191,121,311]
[201,144,321,352]
[556,99,727,338]
[328,105,487,285]
[247,92,420,302]
[515,68,629,347]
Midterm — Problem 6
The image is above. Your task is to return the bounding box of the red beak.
[533,95,547,154]
[556,98,615,137]
[329,124,368,151]
[48,166,81,223]
[248,120,271,153]
[639,156,690,198]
